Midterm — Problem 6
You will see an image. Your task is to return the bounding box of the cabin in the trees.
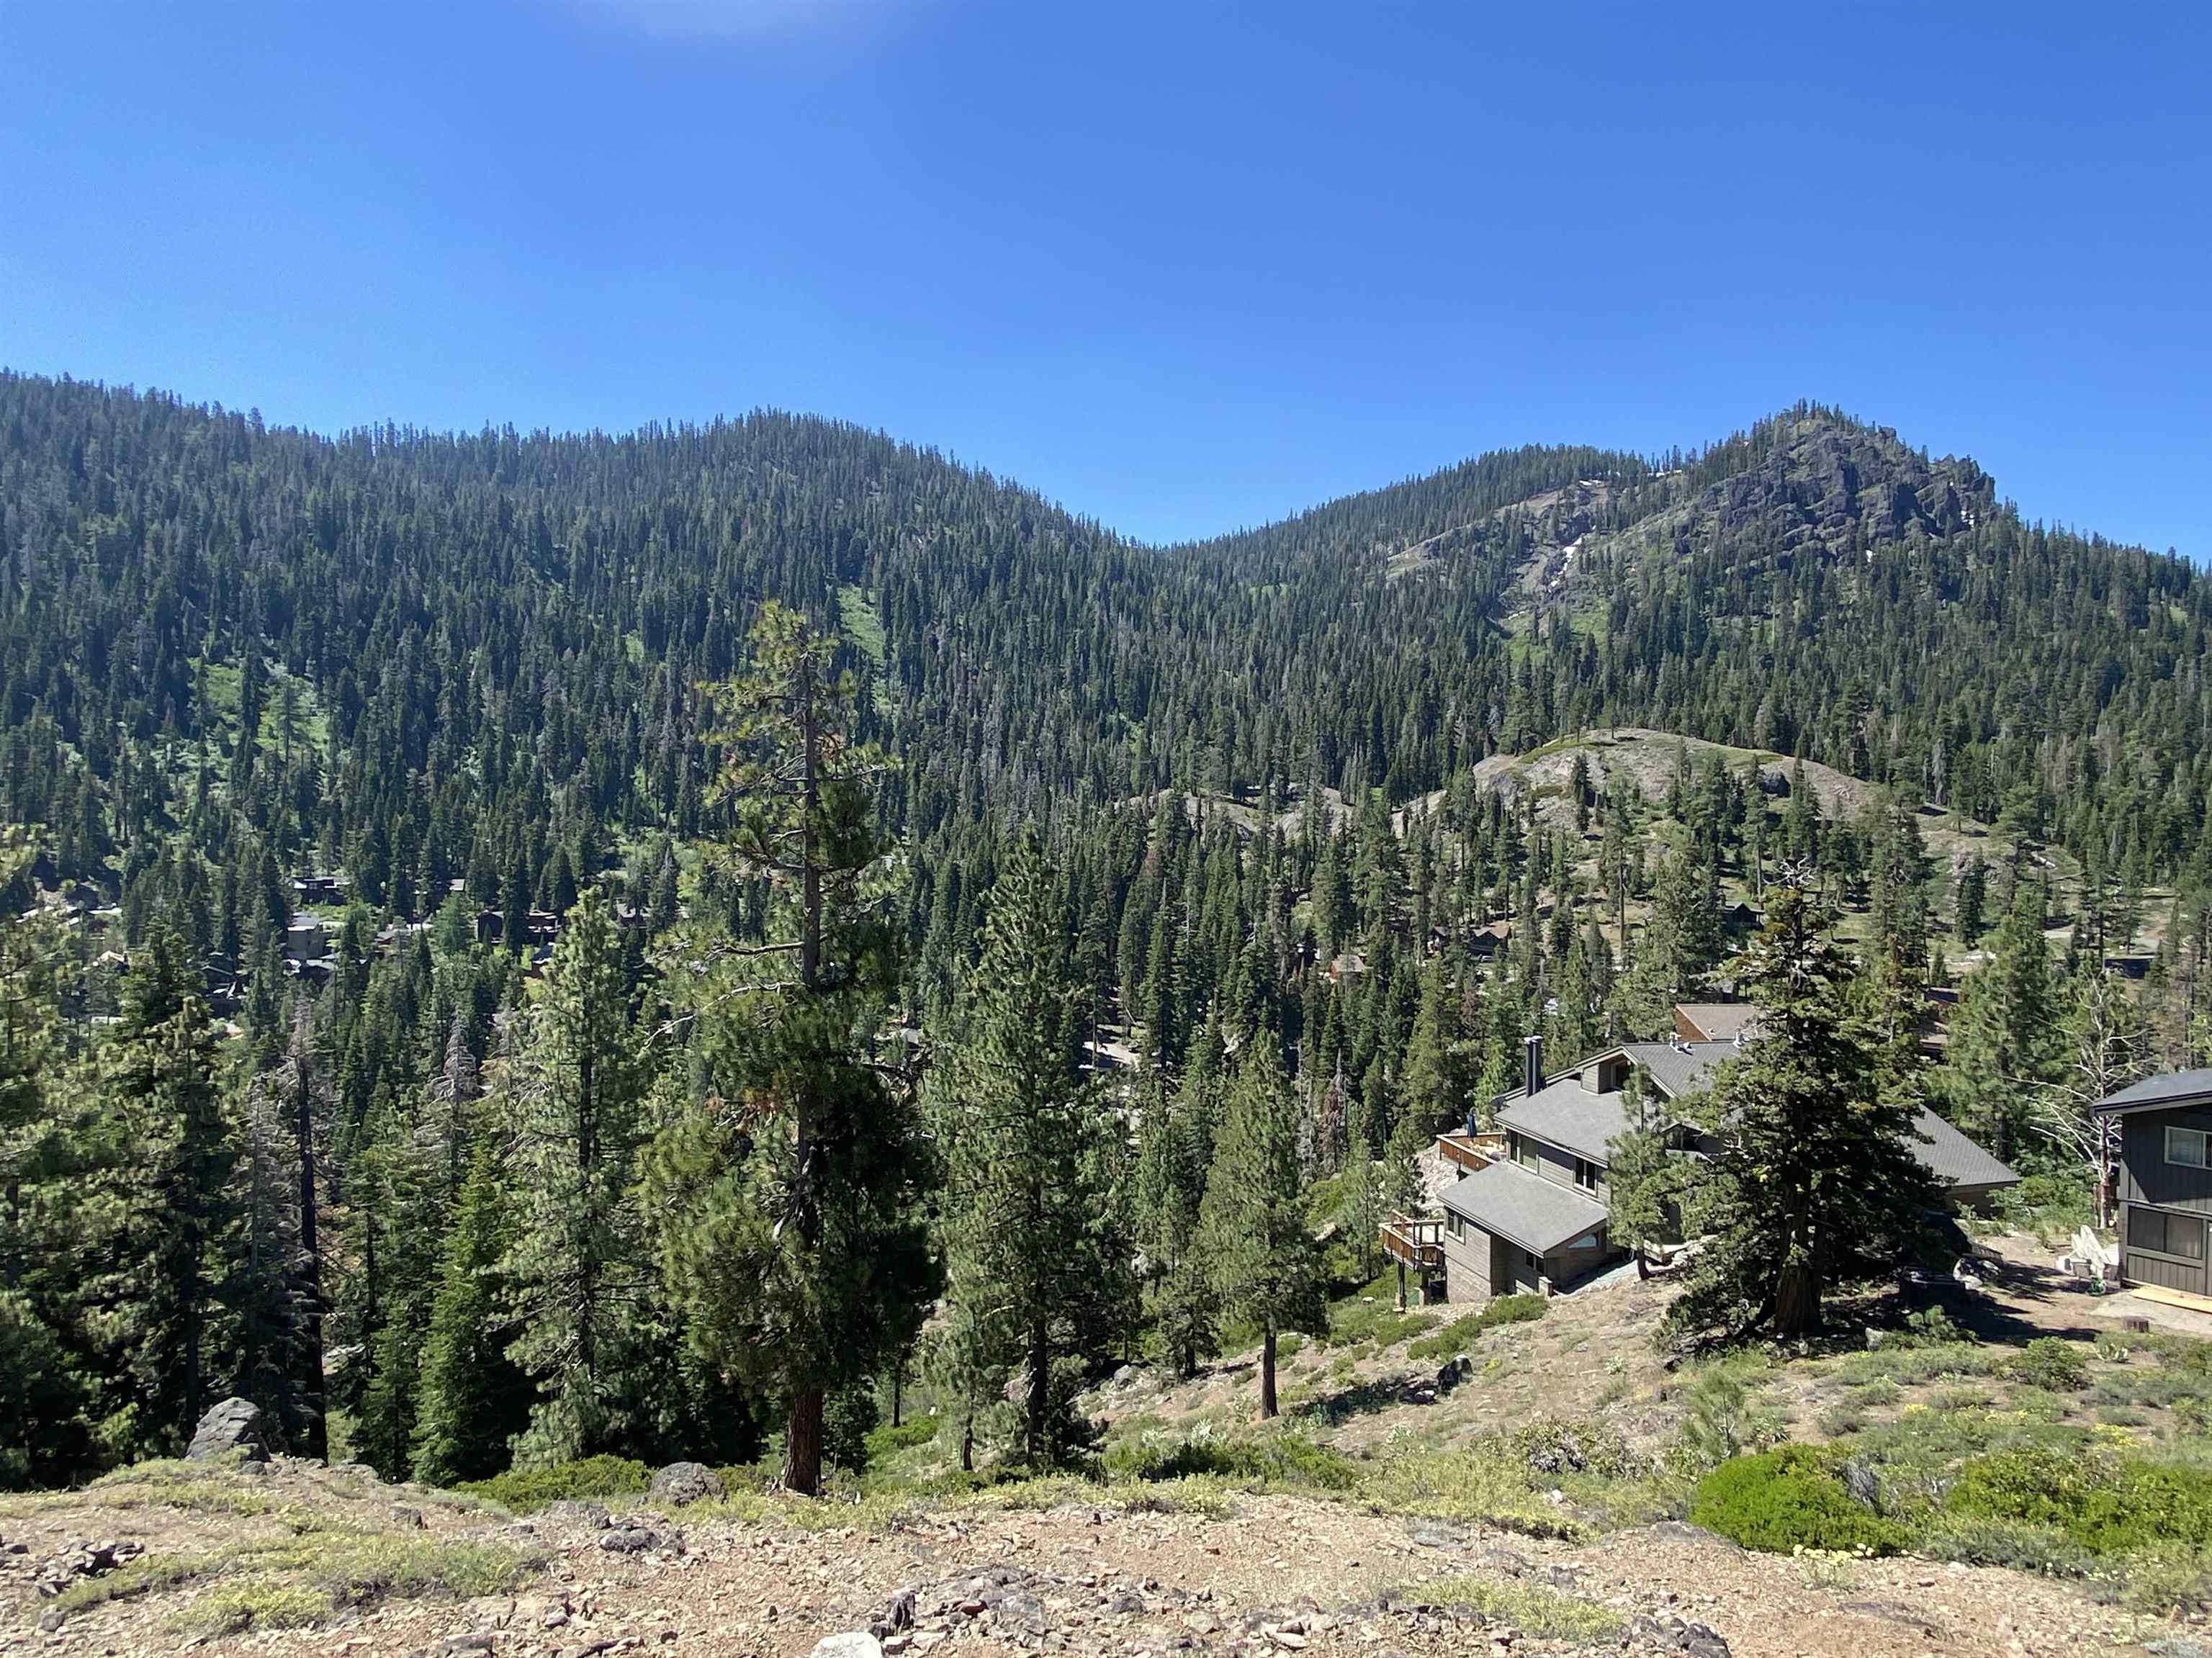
[1385,1008,2020,1306]
[2096,1071,2212,1302]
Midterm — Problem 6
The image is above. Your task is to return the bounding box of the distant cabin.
[1384,1008,2020,1307]
[2096,1071,2212,1303]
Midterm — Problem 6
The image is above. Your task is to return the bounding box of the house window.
[1515,1135,1538,1172]
[2168,1127,2210,1169]
[1445,1211,1463,1240]
[2130,1206,2208,1261]
[1573,1158,1599,1191]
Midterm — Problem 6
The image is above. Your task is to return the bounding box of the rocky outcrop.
[185,1396,268,1462]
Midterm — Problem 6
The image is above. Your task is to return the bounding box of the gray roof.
[1439,1160,1610,1256]
[1620,1041,1737,1099]
[1496,1071,1634,1162]
[2095,1068,2212,1114]
[1675,1003,1764,1042]
[1498,1040,2017,1191]
[1910,1107,2020,1190]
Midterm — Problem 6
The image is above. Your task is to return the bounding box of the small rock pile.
[34,1536,145,1598]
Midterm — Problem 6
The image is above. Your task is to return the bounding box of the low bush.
[2008,1338,2090,1393]
[1405,1294,1546,1360]
[1688,1447,1907,1555]
[1401,1574,1622,1641]
[1100,1426,1360,1491]
[455,1454,651,1512]
[1945,1445,2212,1556]
[866,1417,941,1459]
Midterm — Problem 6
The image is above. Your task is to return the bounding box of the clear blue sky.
[3,3,2206,553]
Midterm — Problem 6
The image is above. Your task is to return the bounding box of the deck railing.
[1380,1212,1444,1269]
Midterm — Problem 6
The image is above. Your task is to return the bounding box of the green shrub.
[2009,1338,2090,1393]
[1506,1418,1642,1480]
[1917,1511,2098,1579]
[1946,1446,2212,1556]
[454,1454,651,1511]
[1883,1306,1971,1349]
[1689,1448,1907,1555]
[1405,1294,1546,1360]
[866,1417,941,1459]
[1100,1427,1359,1491]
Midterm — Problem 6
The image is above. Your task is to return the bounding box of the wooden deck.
[1437,1130,1506,1173]
[1380,1213,1444,1271]
[2130,1281,2212,1317]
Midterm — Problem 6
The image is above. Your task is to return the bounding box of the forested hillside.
[3,369,2208,1495]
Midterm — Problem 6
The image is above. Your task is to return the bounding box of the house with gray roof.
[2096,1070,2212,1302]
[1417,1009,2020,1306]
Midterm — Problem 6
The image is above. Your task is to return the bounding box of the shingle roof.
[1497,1040,2018,1191]
[1910,1107,2020,1189]
[2095,1068,2212,1113]
[1620,1041,1737,1100]
[1438,1160,1610,1256]
[1497,1072,1633,1163]
[1675,1003,1764,1042]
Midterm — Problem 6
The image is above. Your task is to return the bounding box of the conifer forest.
[6,371,2211,1495]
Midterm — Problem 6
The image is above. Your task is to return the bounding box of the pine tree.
[1200,1035,1326,1418]
[1602,1070,1680,1277]
[107,929,238,1454]
[500,888,655,1464]
[1399,966,1465,1137]
[1934,884,2062,1163]
[932,832,1123,1467]
[412,1142,531,1484]
[1341,1132,1383,1282]
[651,603,938,1496]
[1664,883,1938,1346]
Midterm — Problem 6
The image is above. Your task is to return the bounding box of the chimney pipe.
[1524,1033,1544,1098]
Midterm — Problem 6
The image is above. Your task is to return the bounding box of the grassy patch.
[1400,1573,1622,1641]
[1406,1294,1546,1360]
[454,1453,650,1512]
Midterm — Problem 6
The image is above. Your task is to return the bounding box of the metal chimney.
[1524,1033,1544,1097]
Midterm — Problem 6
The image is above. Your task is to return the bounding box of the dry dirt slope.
[0,1456,2183,1658]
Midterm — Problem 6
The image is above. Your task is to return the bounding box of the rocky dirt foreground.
[0,1459,2192,1658]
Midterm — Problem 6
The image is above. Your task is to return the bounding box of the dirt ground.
[0,1466,2182,1658]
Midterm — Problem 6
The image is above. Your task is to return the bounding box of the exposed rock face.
[811,1635,884,1658]
[648,1460,725,1507]
[185,1396,268,1462]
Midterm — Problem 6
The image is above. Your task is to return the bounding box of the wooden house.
[1398,1012,2020,1307]
[2096,1071,2212,1302]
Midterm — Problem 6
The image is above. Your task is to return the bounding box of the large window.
[2168,1126,2210,1169]
[1573,1158,1599,1191]
[1515,1135,1539,1172]
[2130,1206,2208,1261]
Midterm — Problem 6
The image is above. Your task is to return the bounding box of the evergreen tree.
[1934,885,2062,1163]
[412,1142,531,1484]
[650,603,937,1496]
[1664,883,1938,1346]
[499,888,655,1464]
[1603,1070,1680,1278]
[106,929,238,1455]
[1200,1035,1326,1418]
[932,832,1125,1466]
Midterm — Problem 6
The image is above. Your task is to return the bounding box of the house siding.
[1513,1132,1609,1205]
[2118,1106,2212,1215]
[2112,1102,2212,1297]
[1441,1217,1492,1305]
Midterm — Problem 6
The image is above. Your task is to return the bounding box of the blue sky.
[2,3,2206,552]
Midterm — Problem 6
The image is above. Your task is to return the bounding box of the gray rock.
[648,1460,725,1507]
[539,1500,612,1530]
[186,1396,269,1462]
[812,1636,884,1658]
[1674,1621,1731,1658]
[598,1525,661,1554]
[1407,1520,1467,1550]
[1838,1456,1881,1510]
[2146,1644,2212,1658]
